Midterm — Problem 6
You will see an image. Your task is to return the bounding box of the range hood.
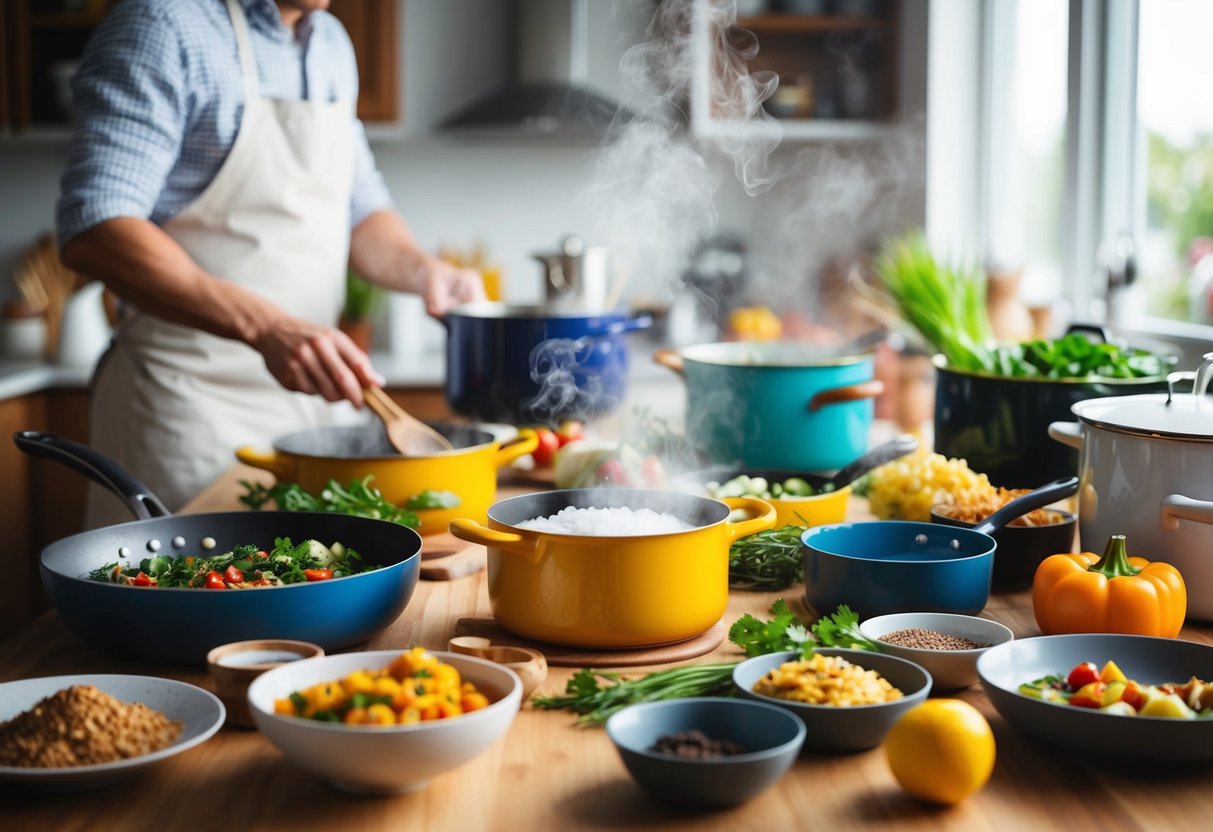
[439,0,632,140]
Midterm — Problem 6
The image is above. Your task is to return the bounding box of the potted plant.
[339,269,385,353]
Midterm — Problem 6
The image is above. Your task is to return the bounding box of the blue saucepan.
[13,431,422,664]
[801,476,1078,618]
[443,302,651,424]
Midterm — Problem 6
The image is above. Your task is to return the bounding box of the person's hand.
[417,257,486,317]
[253,315,384,406]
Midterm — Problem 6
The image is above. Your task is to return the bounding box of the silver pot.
[1050,353,1213,619]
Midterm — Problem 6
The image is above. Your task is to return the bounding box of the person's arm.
[61,218,381,405]
[349,210,486,317]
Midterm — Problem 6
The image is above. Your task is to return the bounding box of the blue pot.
[655,342,881,471]
[444,303,650,425]
[801,521,996,619]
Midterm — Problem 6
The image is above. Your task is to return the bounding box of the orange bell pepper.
[1032,534,1186,638]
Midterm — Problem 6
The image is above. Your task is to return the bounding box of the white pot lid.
[1071,353,1213,440]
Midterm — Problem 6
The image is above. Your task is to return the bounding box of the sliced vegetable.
[204,571,226,590]
[240,476,420,529]
[304,568,334,582]
[404,490,462,510]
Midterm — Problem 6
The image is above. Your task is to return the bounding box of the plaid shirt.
[56,0,392,245]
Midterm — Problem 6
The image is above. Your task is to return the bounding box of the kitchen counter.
[3,469,1212,831]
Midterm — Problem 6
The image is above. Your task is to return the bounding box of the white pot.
[1049,353,1213,619]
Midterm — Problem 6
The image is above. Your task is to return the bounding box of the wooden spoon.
[363,384,454,455]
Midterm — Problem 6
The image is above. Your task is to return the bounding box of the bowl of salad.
[977,633,1213,761]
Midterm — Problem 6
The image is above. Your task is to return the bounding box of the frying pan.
[801,475,1079,618]
[14,431,423,664]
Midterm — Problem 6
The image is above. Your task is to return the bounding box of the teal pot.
[655,342,882,471]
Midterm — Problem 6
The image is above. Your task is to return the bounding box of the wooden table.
[3,469,1212,832]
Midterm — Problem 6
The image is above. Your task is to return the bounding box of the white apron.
[87,0,357,527]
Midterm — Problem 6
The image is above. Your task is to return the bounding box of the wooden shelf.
[736,14,890,33]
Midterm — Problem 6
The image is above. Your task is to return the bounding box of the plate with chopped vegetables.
[978,634,1213,761]
[14,431,424,664]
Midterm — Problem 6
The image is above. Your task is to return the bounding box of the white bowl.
[859,612,1014,690]
[247,650,522,794]
[0,674,224,791]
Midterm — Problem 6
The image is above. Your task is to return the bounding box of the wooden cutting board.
[453,618,727,667]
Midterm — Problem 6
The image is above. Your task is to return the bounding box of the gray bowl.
[977,634,1213,762]
[605,697,806,807]
[732,649,932,752]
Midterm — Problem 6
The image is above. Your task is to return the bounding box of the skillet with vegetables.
[89,537,374,589]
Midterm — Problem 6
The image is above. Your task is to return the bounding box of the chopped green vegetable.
[727,525,806,590]
[240,476,420,529]
[404,490,462,510]
[810,604,881,652]
[728,599,815,659]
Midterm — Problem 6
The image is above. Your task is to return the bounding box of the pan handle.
[13,430,171,520]
[974,476,1079,535]
[653,348,685,376]
[808,380,885,412]
[493,433,539,469]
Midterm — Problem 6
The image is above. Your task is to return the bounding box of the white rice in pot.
[515,506,695,536]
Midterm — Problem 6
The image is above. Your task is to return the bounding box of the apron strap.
[226,0,260,102]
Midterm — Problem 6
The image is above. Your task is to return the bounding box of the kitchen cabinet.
[691,0,901,141]
[0,0,401,133]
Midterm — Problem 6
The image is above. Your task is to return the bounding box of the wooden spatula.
[363,385,454,455]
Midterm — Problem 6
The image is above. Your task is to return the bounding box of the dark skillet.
[13,431,423,665]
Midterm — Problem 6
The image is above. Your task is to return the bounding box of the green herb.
[810,604,881,652]
[404,490,462,510]
[728,525,806,590]
[728,599,814,658]
[240,476,420,529]
[343,269,385,321]
[530,663,739,726]
[985,332,1169,379]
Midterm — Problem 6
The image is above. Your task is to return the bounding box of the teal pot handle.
[807,380,884,412]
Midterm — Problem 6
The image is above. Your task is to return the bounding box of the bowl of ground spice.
[859,612,1014,690]
[605,697,805,807]
[0,675,224,790]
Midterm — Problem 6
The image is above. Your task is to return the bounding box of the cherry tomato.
[596,459,630,485]
[304,568,334,582]
[254,550,268,560]
[641,454,665,487]
[531,428,560,468]
[1066,661,1100,690]
[223,565,245,584]
[131,571,154,587]
[554,420,584,447]
[204,570,227,590]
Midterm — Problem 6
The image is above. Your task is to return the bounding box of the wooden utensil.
[363,384,454,455]
[447,636,548,699]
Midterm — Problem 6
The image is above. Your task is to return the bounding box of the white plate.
[0,674,225,791]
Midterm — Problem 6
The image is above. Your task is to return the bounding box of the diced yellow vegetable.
[1139,692,1196,719]
[1099,660,1127,684]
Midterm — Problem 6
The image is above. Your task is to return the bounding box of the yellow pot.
[236,425,537,536]
[767,486,851,527]
[449,489,776,648]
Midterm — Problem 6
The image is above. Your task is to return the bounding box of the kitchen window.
[955,0,1213,336]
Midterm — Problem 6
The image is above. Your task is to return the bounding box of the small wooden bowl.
[207,639,324,728]
[447,636,548,699]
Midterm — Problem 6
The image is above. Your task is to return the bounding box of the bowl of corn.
[247,647,522,794]
[732,649,932,752]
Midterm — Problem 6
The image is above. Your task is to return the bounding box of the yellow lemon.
[728,306,782,341]
[884,699,995,805]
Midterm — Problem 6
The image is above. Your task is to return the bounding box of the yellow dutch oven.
[449,489,776,648]
[236,424,537,536]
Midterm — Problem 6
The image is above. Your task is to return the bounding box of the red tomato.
[555,420,584,447]
[131,571,154,587]
[305,568,334,582]
[1066,661,1100,690]
[596,459,630,485]
[254,550,268,559]
[1069,681,1106,708]
[204,570,227,590]
[1121,680,1149,711]
[531,428,560,468]
[641,455,665,487]
[223,565,245,584]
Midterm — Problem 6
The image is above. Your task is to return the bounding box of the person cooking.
[56,0,484,527]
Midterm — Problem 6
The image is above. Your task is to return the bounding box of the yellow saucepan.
[449,489,776,648]
[236,424,537,536]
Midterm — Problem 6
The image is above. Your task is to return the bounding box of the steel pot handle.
[234,446,296,483]
[494,433,539,468]
[1160,494,1213,531]
[449,519,544,563]
[1065,322,1115,344]
[1047,421,1084,450]
[653,348,684,376]
[721,497,778,541]
[807,380,884,412]
[13,430,171,520]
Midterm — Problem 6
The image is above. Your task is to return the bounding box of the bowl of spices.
[859,612,1014,690]
[605,697,805,807]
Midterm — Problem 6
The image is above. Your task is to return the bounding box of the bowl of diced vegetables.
[672,468,851,529]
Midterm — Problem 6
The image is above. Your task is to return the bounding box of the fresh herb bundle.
[240,476,420,528]
[728,525,806,590]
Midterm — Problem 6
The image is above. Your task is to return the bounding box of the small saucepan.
[13,431,423,664]
[802,476,1079,618]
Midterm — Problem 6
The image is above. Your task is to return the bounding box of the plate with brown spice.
[0,674,224,791]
